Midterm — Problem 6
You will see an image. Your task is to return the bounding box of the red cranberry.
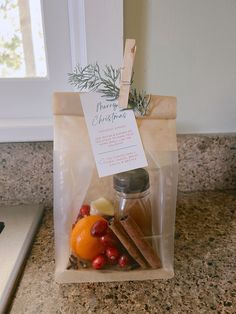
[92,255,107,270]
[106,247,120,261]
[79,205,90,217]
[100,233,118,247]
[91,220,108,237]
[118,254,130,268]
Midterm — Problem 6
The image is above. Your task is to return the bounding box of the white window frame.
[0,0,123,143]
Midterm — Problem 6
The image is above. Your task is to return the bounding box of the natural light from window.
[0,0,47,78]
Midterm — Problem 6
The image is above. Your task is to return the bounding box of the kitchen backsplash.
[0,134,235,207]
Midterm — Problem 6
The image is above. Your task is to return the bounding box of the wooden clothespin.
[118,39,136,109]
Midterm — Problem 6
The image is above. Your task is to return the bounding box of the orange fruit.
[70,215,106,261]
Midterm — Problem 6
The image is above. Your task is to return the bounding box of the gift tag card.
[80,92,148,177]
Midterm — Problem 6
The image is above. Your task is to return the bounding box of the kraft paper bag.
[53,92,178,283]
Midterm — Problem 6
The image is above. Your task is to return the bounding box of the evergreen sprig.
[128,88,151,116]
[68,63,120,101]
[68,63,150,116]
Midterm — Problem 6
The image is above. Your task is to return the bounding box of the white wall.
[124,0,236,134]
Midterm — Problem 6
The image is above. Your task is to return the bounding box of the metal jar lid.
[113,168,150,194]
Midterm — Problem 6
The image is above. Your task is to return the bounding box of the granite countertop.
[9,190,236,314]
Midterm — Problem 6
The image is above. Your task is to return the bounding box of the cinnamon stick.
[120,215,161,269]
[109,218,148,269]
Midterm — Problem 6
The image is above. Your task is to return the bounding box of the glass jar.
[113,168,152,238]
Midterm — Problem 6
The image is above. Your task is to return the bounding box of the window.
[0,0,47,78]
[0,0,123,142]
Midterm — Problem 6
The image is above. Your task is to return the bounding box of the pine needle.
[68,63,150,116]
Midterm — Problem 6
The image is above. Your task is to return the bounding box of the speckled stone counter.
[9,190,236,314]
[0,135,236,209]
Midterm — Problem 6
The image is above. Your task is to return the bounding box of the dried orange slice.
[70,215,106,261]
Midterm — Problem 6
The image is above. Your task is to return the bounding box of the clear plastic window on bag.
[53,92,178,283]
